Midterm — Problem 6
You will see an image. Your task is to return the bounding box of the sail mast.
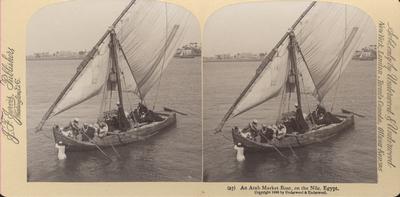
[35,0,137,132]
[288,32,303,112]
[215,1,317,132]
[110,30,131,130]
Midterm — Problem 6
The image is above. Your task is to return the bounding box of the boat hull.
[53,112,176,152]
[232,114,354,152]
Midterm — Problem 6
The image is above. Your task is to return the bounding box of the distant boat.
[174,42,201,58]
[35,0,188,152]
[352,48,376,61]
[216,1,370,152]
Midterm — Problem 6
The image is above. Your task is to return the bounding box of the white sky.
[203,1,377,56]
[27,0,376,56]
[26,0,200,55]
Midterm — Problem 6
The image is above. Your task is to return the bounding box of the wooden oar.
[110,143,121,158]
[341,108,365,118]
[81,131,112,161]
[288,144,298,159]
[163,107,188,116]
[258,132,290,161]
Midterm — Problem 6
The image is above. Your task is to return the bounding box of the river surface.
[203,60,377,182]
[27,57,202,182]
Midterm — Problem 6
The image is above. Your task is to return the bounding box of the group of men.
[60,102,164,141]
[60,118,108,142]
[239,104,342,143]
[128,102,164,124]
[240,120,287,143]
[306,104,341,126]
[104,102,164,131]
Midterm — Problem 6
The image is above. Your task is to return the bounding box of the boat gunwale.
[52,112,176,150]
[231,113,354,150]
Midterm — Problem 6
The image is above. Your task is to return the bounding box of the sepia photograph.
[27,0,201,182]
[203,1,377,182]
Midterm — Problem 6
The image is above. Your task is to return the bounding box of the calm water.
[204,60,377,182]
[27,58,202,182]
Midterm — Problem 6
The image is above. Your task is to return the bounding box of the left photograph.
[27,0,201,181]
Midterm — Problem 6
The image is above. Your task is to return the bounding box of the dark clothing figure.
[82,124,96,142]
[146,111,164,122]
[316,104,327,117]
[105,115,118,131]
[309,104,341,126]
[64,119,80,139]
[265,127,274,141]
[138,103,149,115]
[295,107,309,133]
[117,104,131,131]
[283,118,296,134]
[320,112,341,124]
[133,103,164,124]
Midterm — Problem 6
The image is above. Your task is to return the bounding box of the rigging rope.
[276,61,290,123]
[120,69,134,111]
[330,4,347,112]
[99,55,113,117]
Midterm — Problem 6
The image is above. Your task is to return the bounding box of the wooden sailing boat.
[35,0,189,151]
[215,2,371,152]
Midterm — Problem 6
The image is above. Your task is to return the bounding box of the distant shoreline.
[26,56,201,61]
[26,56,85,61]
[203,58,262,63]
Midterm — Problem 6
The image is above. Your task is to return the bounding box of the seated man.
[295,103,309,133]
[61,128,73,138]
[245,120,259,138]
[321,112,342,124]
[138,102,149,115]
[276,124,287,139]
[97,121,109,138]
[134,103,164,124]
[82,123,96,142]
[146,110,164,122]
[264,125,275,142]
[316,104,327,117]
[63,118,81,139]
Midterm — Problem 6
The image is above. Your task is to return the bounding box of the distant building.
[353,44,376,60]
[215,54,232,59]
[175,42,201,58]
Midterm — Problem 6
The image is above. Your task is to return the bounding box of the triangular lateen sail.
[51,36,111,117]
[215,1,317,132]
[115,0,189,98]
[216,1,373,132]
[294,2,371,101]
[36,0,190,132]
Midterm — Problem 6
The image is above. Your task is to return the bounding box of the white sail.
[115,0,189,98]
[232,39,290,117]
[294,2,372,101]
[36,0,191,131]
[117,44,138,95]
[51,36,111,116]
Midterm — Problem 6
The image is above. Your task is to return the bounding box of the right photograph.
[203,1,377,182]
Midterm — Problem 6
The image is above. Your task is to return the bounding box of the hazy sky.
[27,0,200,55]
[203,1,376,56]
[27,0,376,56]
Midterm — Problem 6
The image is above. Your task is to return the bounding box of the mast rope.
[300,71,316,125]
[120,69,134,111]
[330,5,347,112]
[152,2,169,110]
[276,62,290,123]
